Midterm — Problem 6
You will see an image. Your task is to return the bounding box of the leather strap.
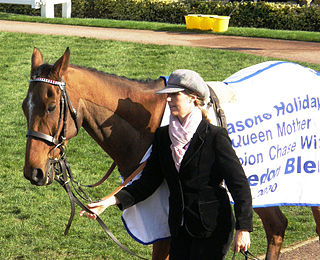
[55,158,148,260]
[232,250,260,260]
[82,162,117,188]
[207,84,227,130]
[101,161,147,200]
[27,129,60,146]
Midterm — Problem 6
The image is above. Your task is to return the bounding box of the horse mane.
[69,64,158,85]
[32,63,53,78]
[34,62,159,83]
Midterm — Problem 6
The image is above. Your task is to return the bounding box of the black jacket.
[116,119,253,238]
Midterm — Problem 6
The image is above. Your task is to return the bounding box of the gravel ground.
[1,20,320,65]
[279,238,320,260]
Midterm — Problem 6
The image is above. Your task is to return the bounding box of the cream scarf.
[169,107,203,172]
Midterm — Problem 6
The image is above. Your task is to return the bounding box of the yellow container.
[185,15,201,30]
[200,14,218,31]
[212,16,230,32]
[199,15,216,31]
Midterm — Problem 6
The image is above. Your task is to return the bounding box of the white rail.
[0,0,71,18]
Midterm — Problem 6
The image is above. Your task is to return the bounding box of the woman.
[80,69,253,259]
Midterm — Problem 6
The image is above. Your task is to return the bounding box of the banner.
[212,61,320,208]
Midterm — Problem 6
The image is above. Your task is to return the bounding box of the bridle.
[27,76,79,151]
[26,76,147,260]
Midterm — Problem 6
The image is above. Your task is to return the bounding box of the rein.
[53,154,147,260]
[27,76,148,260]
[232,250,260,260]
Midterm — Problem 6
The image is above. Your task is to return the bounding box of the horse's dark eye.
[48,103,56,113]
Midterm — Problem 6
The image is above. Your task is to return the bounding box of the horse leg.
[254,206,288,260]
[152,239,170,260]
[311,206,320,240]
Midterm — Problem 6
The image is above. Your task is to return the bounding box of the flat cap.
[157,69,210,104]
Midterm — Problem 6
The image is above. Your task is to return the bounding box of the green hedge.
[1,0,320,31]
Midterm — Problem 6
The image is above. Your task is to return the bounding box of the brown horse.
[22,48,320,260]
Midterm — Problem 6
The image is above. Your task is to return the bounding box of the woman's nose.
[167,96,172,102]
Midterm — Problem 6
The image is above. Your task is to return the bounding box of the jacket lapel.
[180,119,207,170]
[161,127,180,177]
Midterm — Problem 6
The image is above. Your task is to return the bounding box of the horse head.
[22,48,79,186]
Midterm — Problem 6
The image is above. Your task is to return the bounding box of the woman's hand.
[79,195,119,220]
[233,230,251,253]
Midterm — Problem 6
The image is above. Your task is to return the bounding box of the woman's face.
[167,91,195,122]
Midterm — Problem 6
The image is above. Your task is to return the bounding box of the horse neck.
[66,66,167,175]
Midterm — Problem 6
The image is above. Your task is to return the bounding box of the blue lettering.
[236,121,245,132]
[247,175,258,186]
[238,152,263,166]
[304,161,316,173]
[247,167,280,186]
[277,118,311,137]
[301,135,313,149]
[285,158,295,174]
[269,142,296,160]
[274,96,320,117]
[301,135,320,150]
[231,130,272,148]
[285,156,318,174]
[274,102,285,116]
[263,113,272,120]
[227,113,272,135]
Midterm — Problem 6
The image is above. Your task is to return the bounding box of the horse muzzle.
[23,163,55,186]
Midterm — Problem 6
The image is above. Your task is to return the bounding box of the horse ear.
[51,47,70,79]
[31,47,43,76]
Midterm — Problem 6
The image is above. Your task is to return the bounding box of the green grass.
[0,30,319,259]
[2,12,320,42]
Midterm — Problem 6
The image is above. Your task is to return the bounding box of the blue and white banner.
[213,61,320,208]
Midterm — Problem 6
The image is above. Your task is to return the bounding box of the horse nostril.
[31,168,44,183]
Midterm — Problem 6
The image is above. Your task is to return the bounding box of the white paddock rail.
[0,0,71,18]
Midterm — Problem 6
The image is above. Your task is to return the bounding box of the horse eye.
[48,103,56,113]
